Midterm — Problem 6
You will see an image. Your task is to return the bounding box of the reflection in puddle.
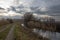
[33,29,60,40]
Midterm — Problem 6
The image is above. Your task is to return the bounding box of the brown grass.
[14,23,49,40]
[0,20,10,26]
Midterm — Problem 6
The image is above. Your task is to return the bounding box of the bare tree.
[23,12,34,27]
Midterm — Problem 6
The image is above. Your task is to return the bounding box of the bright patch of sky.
[19,0,33,7]
[0,0,13,8]
[0,0,33,8]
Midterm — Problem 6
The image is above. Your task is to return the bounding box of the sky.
[0,0,60,21]
[0,0,60,12]
[0,0,13,8]
[0,0,60,9]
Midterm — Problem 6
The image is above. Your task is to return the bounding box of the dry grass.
[0,24,12,40]
[14,23,49,40]
[0,20,10,26]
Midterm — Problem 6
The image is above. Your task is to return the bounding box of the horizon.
[0,0,60,21]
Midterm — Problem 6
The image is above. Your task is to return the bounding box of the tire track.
[5,25,15,40]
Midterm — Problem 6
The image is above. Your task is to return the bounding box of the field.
[0,19,50,40]
[14,22,49,40]
[0,19,60,40]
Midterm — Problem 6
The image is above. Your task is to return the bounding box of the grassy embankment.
[14,23,49,40]
[0,24,12,40]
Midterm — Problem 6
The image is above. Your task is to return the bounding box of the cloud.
[19,0,33,7]
[32,0,60,7]
[0,0,60,21]
[18,0,60,14]
[0,0,60,9]
[0,0,13,8]
[48,5,60,13]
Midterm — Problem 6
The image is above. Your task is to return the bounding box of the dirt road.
[5,25,15,40]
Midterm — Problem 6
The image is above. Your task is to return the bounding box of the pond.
[21,24,60,40]
[33,29,60,40]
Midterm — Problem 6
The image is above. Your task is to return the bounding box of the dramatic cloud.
[32,0,60,7]
[0,0,60,21]
[0,0,60,9]
[19,0,60,13]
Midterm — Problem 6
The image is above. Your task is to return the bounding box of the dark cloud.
[32,0,60,7]
[47,5,60,13]
[31,0,60,21]
[31,0,60,13]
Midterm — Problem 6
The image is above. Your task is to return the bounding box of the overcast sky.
[0,0,60,8]
[0,0,60,14]
[0,0,60,21]
[0,0,13,8]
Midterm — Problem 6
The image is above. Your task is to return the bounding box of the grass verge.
[14,23,49,40]
[0,25,12,40]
